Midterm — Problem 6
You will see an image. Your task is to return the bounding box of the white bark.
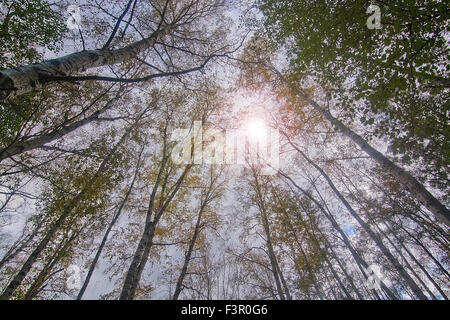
[0,27,170,100]
[273,68,450,227]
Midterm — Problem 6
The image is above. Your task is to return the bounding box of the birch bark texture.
[0,26,170,101]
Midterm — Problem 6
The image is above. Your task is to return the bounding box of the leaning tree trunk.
[24,230,79,300]
[0,92,120,162]
[327,242,365,300]
[252,171,287,300]
[383,222,448,300]
[286,139,428,299]
[398,224,450,280]
[299,202,355,300]
[76,146,143,300]
[172,199,208,300]
[283,213,324,299]
[297,243,324,299]
[324,255,353,299]
[273,190,326,299]
[304,222,354,300]
[118,145,168,300]
[273,69,450,227]
[281,171,398,300]
[373,223,436,299]
[308,93,449,226]
[275,256,292,300]
[120,164,191,300]
[0,26,170,101]
[0,120,136,300]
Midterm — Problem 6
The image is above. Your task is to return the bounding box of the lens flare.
[246,118,266,142]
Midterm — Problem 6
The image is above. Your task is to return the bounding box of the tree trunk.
[0,121,135,300]
[373,223,436,299]
[120,164,191,300]
[0,27,170,100]
[76,146,143,300]
[172,199,208,300]
[24,230,79,300]
[296,199,354,300]
[384,222,448,300]
[328,243,365,300]
[324,255,353,299]
[285,137,428,299]
[275,257,292,300]
[118,144,168,300]
[275,191,330,300]
[398,224,450,281]
[251,170,286,300]
[280,170,398,300]
[312,96,449,226]
[274,69,450,227]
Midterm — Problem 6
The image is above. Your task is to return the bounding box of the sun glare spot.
[246,118,267,141]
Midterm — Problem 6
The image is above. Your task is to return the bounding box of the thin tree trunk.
[328,243,365,299]
[172,198,208,300]
[296,243,323,299]
[76,146,143,300]
[398,224,450,280]
[326,269,339,300]
[324,254,353,299]
[251,170,286,300]
[0,119,137,300]
[272,189,327,300]
[300,245,325,299]
[273,68,450,227]
[384,223,448,300]
[261,216,285,299]
[118,147,167,300]
[333,164,447,299]
[373,223,436,299]
[172,171,223,300]
[119,164,191,300]
[280,170,398,300]
[290,173,390,300]
[24,230,80,300]
[284,137,428,299]
[274,257,291,300]
[0,26,170,100]
[296,199,353,300]
[0,88,121,162]
[353,167,450,246]
[133,165,192,295]
[305,225,354,300]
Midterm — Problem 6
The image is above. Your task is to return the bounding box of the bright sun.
[246,118,267,141]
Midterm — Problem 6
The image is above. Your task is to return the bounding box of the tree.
[0,0,65,69]
[172,166,224,300]
[76,144,144,300]
[0,0,448,301]
[0,106,149,299]
[0,0,231,100]
[260,0,449,193]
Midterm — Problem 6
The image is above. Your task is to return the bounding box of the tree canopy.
[0,0,448,301]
